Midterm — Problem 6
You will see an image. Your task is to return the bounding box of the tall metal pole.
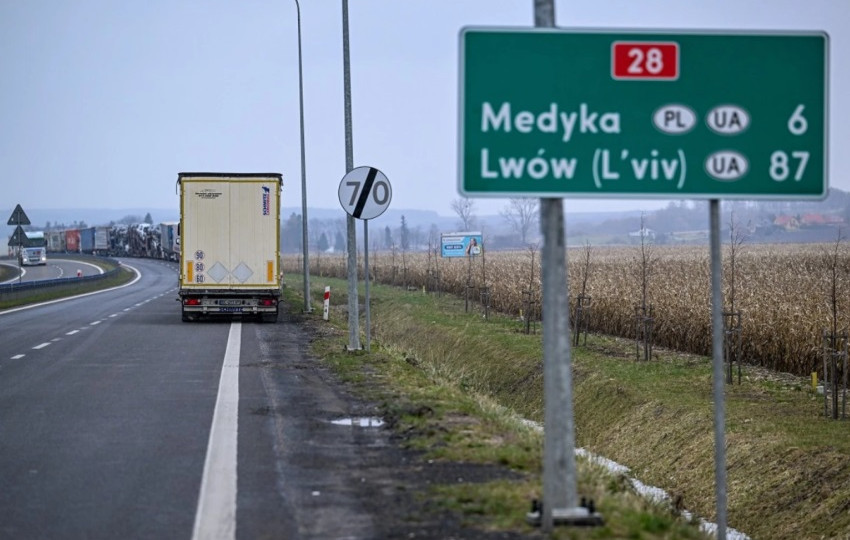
[364,221,370,351]
[342,0,360,350]
[540,197,577,531]
[534,0,578,533]
[295,0,312,312]
[709,199,727,539]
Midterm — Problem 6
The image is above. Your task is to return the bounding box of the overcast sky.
[1,0,847,218]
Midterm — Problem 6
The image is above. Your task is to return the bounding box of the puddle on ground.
[331,417,384,427]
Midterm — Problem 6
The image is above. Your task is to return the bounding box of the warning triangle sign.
[10,225,28,245]
[7,204,31,226]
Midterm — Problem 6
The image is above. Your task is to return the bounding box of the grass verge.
[285,272,850,539]
[282,274,754,539]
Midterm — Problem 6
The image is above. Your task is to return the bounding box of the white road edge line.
[11,354,25,360]
[192,321,241,540]
[66,330,80,335]
[32,343,51,350]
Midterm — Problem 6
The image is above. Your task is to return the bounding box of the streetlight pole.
[295,0,312,312]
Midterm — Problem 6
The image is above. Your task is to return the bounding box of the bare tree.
[824,227,846,342]
[573,240,593,347]
[821,227,847,419]
[450,198,477,230]
[633,212,657,361]
[577,240,593,298]
[500,198,539,245]
[724,211,747,384]
[634,213,656,312]
[725,211,748,314]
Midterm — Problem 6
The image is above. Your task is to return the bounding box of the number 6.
[787,104,807,136]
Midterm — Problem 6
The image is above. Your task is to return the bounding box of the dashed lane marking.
[5,290,172,363]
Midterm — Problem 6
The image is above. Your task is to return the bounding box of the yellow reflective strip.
[187,261,194,283]
[267,261,274,282]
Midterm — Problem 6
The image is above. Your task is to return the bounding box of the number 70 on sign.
[337,166,393,220]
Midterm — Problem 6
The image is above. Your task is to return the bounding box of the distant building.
[797,213,844,227]
[773,215,799,231]
[628,227,656,240]
[800,213,827,226]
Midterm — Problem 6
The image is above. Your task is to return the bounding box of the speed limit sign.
[338,166,392,220]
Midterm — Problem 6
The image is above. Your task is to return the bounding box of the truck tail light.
[259,298,277,307]
[183,298,201,306]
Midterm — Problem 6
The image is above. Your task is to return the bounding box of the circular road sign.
[337,166,392,220]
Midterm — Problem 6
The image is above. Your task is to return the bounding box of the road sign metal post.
[364,221,370,351]
[709,200,728,539]
[534,1,581,532]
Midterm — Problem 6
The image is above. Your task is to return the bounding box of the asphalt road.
[0,258,403,540]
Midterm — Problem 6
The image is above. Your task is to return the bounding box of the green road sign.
[458,28,828,199]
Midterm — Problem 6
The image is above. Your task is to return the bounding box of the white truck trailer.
[177,172,283,322]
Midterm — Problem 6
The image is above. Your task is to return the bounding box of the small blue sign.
[441,232,483,258]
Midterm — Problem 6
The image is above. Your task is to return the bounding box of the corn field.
[284,243,849,376]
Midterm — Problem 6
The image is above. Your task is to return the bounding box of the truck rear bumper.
[179,290,280,316]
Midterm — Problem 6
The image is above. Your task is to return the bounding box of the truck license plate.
[220,300,242,305]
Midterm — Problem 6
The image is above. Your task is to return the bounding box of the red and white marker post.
[322,286,330,321]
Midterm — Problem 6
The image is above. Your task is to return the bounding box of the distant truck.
[159,221,179,261]
[64,229,80,253]
[20,246,47,266]
[177,172,283,322]
[80,226,111,254]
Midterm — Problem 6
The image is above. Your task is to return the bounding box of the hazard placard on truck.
[177,172,283,322]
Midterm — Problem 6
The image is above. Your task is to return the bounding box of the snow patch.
[521,419,750,540]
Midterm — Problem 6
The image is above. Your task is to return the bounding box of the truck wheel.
[182,309,190,322]
[262,313,278,323]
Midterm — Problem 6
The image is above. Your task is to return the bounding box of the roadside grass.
[0,264,17,282]
[284,274,720,539]
[284,272,850,539]
[0,257,134,310]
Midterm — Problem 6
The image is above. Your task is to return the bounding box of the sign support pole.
[709,199,728,540]
[341,0,360,351]
[534,0,579,532]
[364,220,371,352]
[17,238,23,284]
[540,198,578,531]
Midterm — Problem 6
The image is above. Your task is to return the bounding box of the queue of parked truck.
[8,222,180,261]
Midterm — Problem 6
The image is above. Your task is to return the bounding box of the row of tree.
[281,213,434,254]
